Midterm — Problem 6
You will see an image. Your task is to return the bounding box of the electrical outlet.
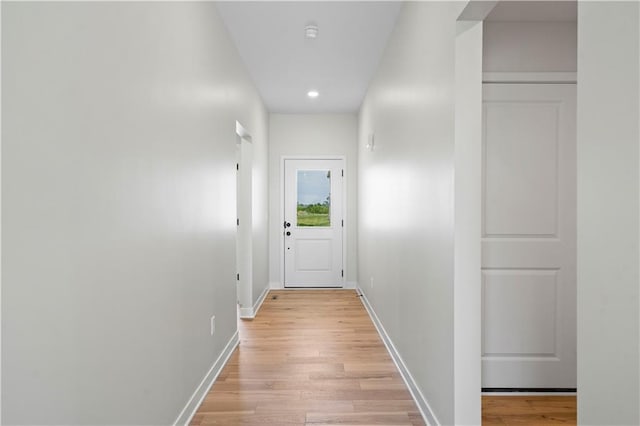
[210,315,216,336]
[370,277,374,288]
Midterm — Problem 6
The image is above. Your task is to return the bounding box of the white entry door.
[284,159,344,287]
[481,84,576,389]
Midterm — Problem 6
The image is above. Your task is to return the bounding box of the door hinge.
[236,273,240,281]
[236,163,239,171]
[341,269,344,277]
[237,218,240,226]
[341,169,344,177]
[341,219,344,227]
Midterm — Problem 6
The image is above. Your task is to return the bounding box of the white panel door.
[284,159,343,287]
[482,84,576,389]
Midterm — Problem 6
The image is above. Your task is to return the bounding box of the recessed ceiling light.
[307,90,319,98]
[305,24,319,39]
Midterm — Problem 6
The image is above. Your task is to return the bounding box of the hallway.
[191,290,424,425]
[3,2,639,424]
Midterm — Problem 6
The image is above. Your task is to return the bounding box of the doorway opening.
[454,1,578,423]
[479,3,577,394]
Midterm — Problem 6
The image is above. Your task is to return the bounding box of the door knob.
[284,221,291,228]
[286,231,291,236]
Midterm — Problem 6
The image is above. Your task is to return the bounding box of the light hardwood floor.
[482,395,576,425]
[191,289,577,425]
[191,290,424,425]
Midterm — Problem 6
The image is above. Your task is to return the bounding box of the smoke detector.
[305,24,319,39]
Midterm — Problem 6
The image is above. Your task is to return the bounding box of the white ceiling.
[486,1,577,22]
[217,1,575,113]
[216,2,402,113]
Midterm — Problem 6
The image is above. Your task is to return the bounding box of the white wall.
[252,137,270,308]
[454,20,483,426]
[577,2,640,424]
[1,3,268,424]
[268,114,358,287]
[483,21,577,72]
[248,119,270,310]
[358,2,466,424]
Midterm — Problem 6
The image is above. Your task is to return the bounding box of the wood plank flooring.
[191,290,424,425]
[482,395,576,425]
[190,289,577,425]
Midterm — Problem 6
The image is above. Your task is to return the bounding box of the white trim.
[252,286,269,317]
[269,281,355,291]
[357,288,440,426]
[239,286,270,319]
[482,392,577,396]
[280,156,347,289]
[483,72,577,84]
[173,330,240,426]
[269,287,354,292]
[279,157,285,290]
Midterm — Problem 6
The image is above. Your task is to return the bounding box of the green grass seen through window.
[297,203,330,227]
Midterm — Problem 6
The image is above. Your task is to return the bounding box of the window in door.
[297,170,331,227]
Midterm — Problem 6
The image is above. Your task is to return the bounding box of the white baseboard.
[173,330,239,426]
[357,288,440,426]
[253,285,269,316]
[240,285,270,319]
[269,281,356,290]
[238,306,253,318]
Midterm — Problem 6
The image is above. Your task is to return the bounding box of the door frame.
[279,155,347,289]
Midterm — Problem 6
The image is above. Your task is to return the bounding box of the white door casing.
[481,84,576,388]
[284,159,344,288]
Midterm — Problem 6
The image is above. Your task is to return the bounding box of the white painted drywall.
[358,2,466,424]
[483,21,577,72]
[576,2,640,424]
[248,122,270,312]
[1,3,268,424]
[268,114,358,287]
[237,137,253,314]
[454,20,483,426]
[243,122,270,313]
